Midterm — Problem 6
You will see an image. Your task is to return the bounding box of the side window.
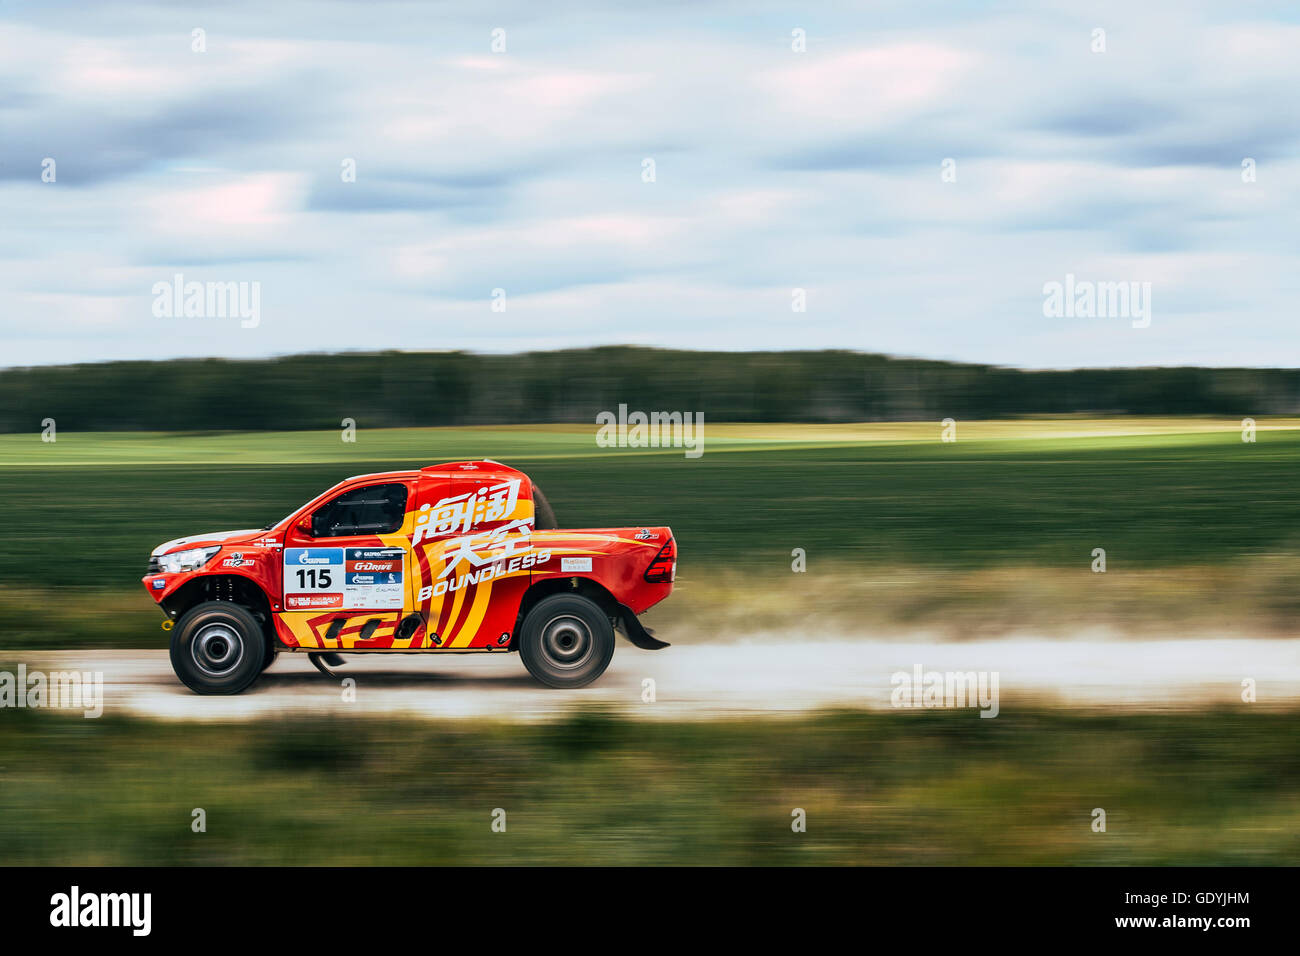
[311,482,408,538]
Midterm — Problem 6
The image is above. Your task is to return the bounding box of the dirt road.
[12,636,1300,721]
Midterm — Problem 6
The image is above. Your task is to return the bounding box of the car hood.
[151,529,264,557]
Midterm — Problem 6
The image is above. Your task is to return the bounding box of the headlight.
[156,546,221,574]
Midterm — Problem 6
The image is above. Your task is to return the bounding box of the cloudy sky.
[3,0,1298,369]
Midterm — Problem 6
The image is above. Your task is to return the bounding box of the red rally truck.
[142,460,675,694]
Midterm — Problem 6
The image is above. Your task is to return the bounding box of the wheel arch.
[514,575,619,644]
[513,575,667,649]
[161,574,277,649]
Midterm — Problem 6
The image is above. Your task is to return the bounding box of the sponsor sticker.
[286,593,344,609]
[561,557,593,572]
[284,548,345,608]
[343,547,404,609]
[287,548,342,567]
[413,478,523,544]
[283,547,405,610]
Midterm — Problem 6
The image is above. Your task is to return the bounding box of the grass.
[0,706,1296,865]
[1,417,1296,466]
[5,420,1300,587]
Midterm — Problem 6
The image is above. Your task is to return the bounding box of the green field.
[1,419,1298,647]
[0,705,1295,865]
[2,421,1298,867]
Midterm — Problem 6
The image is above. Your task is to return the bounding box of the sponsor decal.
[284,548,403,610]
[562,557,593,572]
[291,549,338,566]
[348,548,402,560]
[417,549,551,601]
[284,549,343,606]
[343,548,404,608]
[221,552,254,568]
[436,518,535,578]
[151,579,166,590]
[349,560,400,573]
[634,529,658,540]
[413,478,523,544]
[286,593,343,609]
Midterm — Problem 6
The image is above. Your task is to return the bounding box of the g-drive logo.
[50,886,151,936]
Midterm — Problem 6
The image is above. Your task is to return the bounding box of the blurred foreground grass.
[0,706,1296,865]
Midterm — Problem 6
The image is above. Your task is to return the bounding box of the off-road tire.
[518,594,615,688]
[170,600,267,695]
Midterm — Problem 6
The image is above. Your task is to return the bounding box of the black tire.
[518,594,615,688]
[169,601,267,695]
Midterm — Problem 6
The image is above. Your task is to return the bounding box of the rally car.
[142,460,675,694]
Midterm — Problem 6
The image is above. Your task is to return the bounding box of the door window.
[311,482,408,538]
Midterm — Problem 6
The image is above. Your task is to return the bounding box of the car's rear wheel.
[518,594,615,688]
[170,601,266,695]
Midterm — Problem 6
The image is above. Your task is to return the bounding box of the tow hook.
[161,619,174,631]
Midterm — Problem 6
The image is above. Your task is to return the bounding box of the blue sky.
[2,0,1298,368]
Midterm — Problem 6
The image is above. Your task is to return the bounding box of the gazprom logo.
[287,549,340,566]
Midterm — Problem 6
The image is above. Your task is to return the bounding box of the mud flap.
[615,603,669,650]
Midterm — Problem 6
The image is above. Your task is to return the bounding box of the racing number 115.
[296,568,332,588]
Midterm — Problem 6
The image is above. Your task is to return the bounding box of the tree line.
[1,346,1297,432]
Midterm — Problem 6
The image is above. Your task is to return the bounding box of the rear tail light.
[644,538,676,583]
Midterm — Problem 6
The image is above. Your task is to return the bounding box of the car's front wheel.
[517,594,615,688]
[170,600,267,695]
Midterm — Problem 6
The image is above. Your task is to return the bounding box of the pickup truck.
[142,460,675,694]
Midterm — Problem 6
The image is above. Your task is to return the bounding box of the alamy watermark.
[50,886,150,936]
[596,404,704,458]
[152,273,261,328]
[890,664,999,718]
[1,664,103,718]
[1042,273,1151,328]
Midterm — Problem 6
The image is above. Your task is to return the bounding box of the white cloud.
[757,43,977,124]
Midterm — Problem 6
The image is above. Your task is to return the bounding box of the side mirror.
[295,514,314,536]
